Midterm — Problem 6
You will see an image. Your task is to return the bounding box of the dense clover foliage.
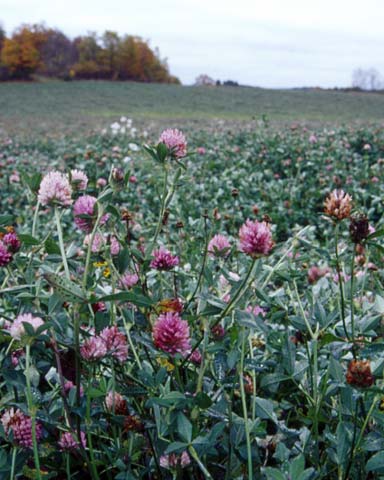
[1,121,384,479]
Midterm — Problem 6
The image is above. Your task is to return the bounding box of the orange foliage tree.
[1,24,47,78]
[0,23,179,83]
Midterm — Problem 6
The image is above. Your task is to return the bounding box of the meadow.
[1,83,384,479]
[1,81,384,138]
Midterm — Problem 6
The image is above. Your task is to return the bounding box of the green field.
[1,80,384,137]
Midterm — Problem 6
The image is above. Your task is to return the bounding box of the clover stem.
[25,344,42,480]
[55,207,70,279]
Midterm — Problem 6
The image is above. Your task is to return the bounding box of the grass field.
[1,80,384,137]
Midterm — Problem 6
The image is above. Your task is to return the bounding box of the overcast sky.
[2,0,384,88]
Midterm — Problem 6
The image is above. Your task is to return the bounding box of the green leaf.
[319,332,343,347]
[260,374,290,388]
[164,441,188,454]
[177,413,192,443]
[289,455,305,478]
[366,451,384,473]
[161,392,186,402]
[21,172,42,194]
[131,248,144,262]
[18,234,39,246]
[194,392,212,409]
[336,422,352,467]
[262,467,286,480]
[213,352,227,382]
[22,321,37,337]
[97,291,153,308]
[47,293,62,314]
[146,391,187,408]
[374,295,384,314]
[97,188,113,203]
[43,272,87,304]
[0,215,13,226]
[234,309,268,332]
[27,365,40,388]
[44,236,61,255]
[367,228,384,240]
[298,469,316,480]
[143,144,159,163]
[116,247,130,274]
[157,142,168,162]
[368,242,384,255]
[282,335,295,375]
[88,388,105,398]
[255,397,277,422]
[106,204,120,218]
[329,356,345,382]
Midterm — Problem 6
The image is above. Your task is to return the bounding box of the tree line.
[0,23,180,83]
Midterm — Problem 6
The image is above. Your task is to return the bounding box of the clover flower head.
[38,171,72,207]
[238,219,273,257]
[100,326,128,363]
[159,129,187,158]
[9,313,44,340]
[1,408,42,448]
[150,247,179,271]
[58,431,86,451]
[208,234,231,258]
[70,169,88,191]
[153,312,191,356]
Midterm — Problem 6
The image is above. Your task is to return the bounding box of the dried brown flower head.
[251,336,265,348]
[124,415,143,432]
[244,374,254,394]
[346,359,374,388]
[349,213,369,244]
[157,298,183,314]
[324,189,352,220]
[213,207,221,220]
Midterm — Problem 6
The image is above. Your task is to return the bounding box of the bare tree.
[0,22,5,51]
[352,67,383,91]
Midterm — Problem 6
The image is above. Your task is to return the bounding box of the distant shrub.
[223,79,239,86]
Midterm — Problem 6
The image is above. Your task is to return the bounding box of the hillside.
[1,81,384,137]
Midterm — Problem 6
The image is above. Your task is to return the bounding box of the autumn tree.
[0,23,179,83]
[116,35,175,82]
[99,31,120,79]
[72,33,103,78]
[1,24,46,78]
[39,28,77,77]
[116,35,139,80]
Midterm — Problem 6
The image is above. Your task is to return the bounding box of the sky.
[2,0,384,88]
